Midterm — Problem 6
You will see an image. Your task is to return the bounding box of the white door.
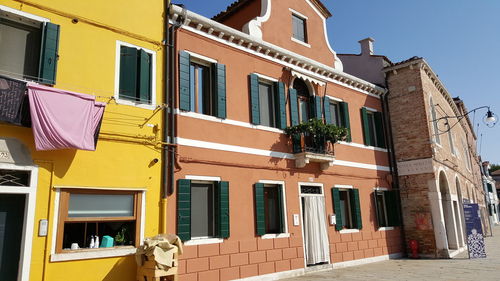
[300,185,330,266]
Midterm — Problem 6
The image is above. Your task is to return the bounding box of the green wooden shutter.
[119,46,138,100]
[277,185,286,233]
[324,97,332,124]
[289,88,299,126]
[249,74,260,125]
[385,190,400,227]
[339,102,351,142]
[177,179,191,241]
[217,181,230,238]
[361,107,371,146]
[214,63,227,119]
[254,183,266,236]
[39,22,60,85]
[332,188,343,231]
[138,49,151,103]
[374,112,386,148]
[179,51,191,111]
[276,82,287,129]
[314,95,322,120]
[350,189,362,230]
[373,191,384,227]
[487,183,493,193]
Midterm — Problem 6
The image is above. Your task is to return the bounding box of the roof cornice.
[171,5,385,97]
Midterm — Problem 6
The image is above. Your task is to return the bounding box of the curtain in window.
[303,196,329,265]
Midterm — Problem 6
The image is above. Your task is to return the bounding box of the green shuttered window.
[248,74,287,129]
[179,50,226,119]
[176,179,230,241]
[332,187,362,230]
[361,107,386,148]
[118,45,153,104]
[374,190,400,227]
[254,183,286,236]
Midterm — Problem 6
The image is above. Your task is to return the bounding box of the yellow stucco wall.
[0,0,166,280]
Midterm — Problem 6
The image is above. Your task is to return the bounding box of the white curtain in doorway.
[303,196,330,265]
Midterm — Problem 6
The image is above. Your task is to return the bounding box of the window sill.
[114,97,156,110]
[261,233,290,239]
[339,229,360,234]
[184,238,223,246]
[291,37,311,48]
[378,227,394,231]
[51,246,136,262]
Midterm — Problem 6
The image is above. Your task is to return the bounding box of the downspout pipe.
[381,87,407,255]
[160,0,171,234]
[161,2,184,233]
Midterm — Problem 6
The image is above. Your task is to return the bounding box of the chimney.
[359,37,375,56]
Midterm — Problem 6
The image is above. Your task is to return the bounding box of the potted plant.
[115,226,128,246]
[284,118,348,153]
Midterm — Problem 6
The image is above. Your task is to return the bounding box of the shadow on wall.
[103,256,138,281]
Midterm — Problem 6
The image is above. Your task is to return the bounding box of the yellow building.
[0,1,167,280]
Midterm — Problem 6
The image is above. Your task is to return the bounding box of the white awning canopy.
[291,70,325,86]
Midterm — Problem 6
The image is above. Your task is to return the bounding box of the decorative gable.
[214,0,342,70]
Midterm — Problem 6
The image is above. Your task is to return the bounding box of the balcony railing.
[292,134,335,170]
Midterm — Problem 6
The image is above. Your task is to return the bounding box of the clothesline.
[0,69,169,107]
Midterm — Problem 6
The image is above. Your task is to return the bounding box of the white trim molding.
[184,50,218,64]
[114,40,157,110]
[184,238,223,246]
[177,137,391,172]
[51,247,136,262]
[0,163,38,281]
[339,229,360,234]
[185,175,221,182]
[291,37,311,48]
[0,4,49,24]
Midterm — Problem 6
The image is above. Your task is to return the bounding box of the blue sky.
[175,0,500,164]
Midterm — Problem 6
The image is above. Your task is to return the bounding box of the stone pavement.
[284,226,500,281]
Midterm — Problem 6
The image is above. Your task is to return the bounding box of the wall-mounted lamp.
[433,105,496,134]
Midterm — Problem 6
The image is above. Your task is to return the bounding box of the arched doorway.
[454,178,465,247]
[439,171,459,250]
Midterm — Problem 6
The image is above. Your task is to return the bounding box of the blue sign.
[463,203,486,258]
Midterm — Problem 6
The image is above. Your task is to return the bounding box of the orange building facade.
[167,1,404,280]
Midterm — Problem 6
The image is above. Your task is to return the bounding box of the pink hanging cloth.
[27,83,106,151]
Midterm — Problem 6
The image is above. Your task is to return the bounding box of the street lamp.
[433,106,496,134]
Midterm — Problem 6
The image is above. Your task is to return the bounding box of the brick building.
[167,1,404,280]
[339,41,487,258]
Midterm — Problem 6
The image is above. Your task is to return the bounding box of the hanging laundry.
[0,75,30,127]
[27,83,105,151]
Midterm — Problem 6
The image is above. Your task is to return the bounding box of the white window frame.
[0,162,38,281]
[50,186,146,262]
[258,180,289,239]
[183,175,224,246]
[334,184,360,233]
[114,40,157,110]
[290,10,310,47]
[373,187,392,231]
[326,97,341,127]
[365,108,380,148]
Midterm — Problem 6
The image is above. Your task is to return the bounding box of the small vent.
[0,170,31,187]
[300,186,322,194]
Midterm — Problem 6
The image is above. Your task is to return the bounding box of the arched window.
[430,97,440,145]
[293,79,311,123]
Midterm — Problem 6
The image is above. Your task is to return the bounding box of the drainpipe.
[381,88,408,255]
[161,1,184,233]
[160,0,171,234]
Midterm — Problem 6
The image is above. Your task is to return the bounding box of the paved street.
[285,226,500,281]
